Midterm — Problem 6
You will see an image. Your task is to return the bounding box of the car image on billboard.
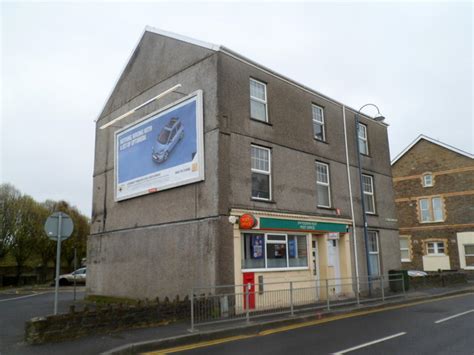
[115,91,204,201]
[152,117,184,163]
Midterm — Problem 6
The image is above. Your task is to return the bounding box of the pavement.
[1,283,473,355]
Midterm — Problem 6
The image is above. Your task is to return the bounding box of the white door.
[327,239,341,294]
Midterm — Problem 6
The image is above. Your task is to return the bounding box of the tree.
[9,195,45,283]
[35,201,55,282]
[0,184,21,259]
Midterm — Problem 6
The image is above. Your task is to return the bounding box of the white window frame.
[418,196,444,223]
[362,174,376,214]
[312,104,325,141]
[422,173,434,187]
[358,123,369,155]
[464,244,474,268]
[242,233,309,272]
[426,241,445,255]
[249,78,268,122]
[368,231,380,276]
[400,236,411,262]
[251,145,272,201]
[316,162,331,208]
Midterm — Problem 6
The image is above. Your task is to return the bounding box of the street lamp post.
[354,104,385,294]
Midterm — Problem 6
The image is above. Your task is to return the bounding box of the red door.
[243,272,256,310]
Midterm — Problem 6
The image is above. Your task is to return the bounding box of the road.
[0,287,186,355]
[156,293,474,355]
[0,287,85,354]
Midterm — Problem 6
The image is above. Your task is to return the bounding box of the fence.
[190,274,406,331]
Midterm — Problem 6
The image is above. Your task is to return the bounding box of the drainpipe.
[342,105,360,297]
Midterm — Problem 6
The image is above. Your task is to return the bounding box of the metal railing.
[190,273,406,331]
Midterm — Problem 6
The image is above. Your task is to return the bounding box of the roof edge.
[95,26,390,126]
[391,134,474,165]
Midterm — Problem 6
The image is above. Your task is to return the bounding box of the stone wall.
[25,296,190,345]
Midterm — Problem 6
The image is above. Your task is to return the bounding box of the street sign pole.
[53,213,63,315]
[44,211,74,316]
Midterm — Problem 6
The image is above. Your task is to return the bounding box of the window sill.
[317,206,334,210]
[366,212,378,216]
[251,198,276,204]
[250,118,273,126]
[419,220,445,224]
[401,259,411,263]
[313,138,329,144]
[241,267,309,273]
[425,254,447,257]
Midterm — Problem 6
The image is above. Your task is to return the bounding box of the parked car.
[57,267,86,286]
[152,117,184,163]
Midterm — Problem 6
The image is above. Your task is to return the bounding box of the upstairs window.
[250,78,268,122]
[362,174,376,214]
[419,197,444,222]
[357,123,369,155]
[312,104,325,141]
[422,173,434,187]
[316,162,331,208]
[251,145,271,200]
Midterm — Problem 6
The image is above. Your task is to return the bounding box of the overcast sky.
[1,1,473,216]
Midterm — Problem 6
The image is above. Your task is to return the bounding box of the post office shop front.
[231,210,354,307]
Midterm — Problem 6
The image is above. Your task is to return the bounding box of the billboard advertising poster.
[115,90,204,201]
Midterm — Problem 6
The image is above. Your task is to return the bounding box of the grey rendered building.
[88,27,401,300]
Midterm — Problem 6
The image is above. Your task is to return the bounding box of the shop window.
[362,174,376,214]
[419,197,444,222]
[250,78,268,122]
[316,162,331,208]
[426,241,445,255]
[242,233,308,270]
[357,123,369,155]
[400,236,411,262]
[368,231,380,276]
[422,173,434,187]
[464,245,474,267]
[312,104,325,141]
[251,145,271,200]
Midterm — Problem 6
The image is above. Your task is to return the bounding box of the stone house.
[392,135,474,272]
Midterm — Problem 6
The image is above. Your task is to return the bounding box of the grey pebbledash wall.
[88,29,401,301]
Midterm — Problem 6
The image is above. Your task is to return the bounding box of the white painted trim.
[392,134,474,165]
[144,26,221,51]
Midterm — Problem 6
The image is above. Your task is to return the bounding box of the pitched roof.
[96,26,387,126]
[391,134,474,165]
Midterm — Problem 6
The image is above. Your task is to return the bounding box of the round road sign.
[44,212,74,241]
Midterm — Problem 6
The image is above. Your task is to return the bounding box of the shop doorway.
[311,237,321,299]
[327,237,341,294]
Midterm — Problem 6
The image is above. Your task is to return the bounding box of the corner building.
[88,27,400,300]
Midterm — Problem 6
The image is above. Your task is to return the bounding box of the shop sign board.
[259,217,347,233]
[115,90,204,201]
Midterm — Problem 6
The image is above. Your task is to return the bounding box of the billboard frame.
[113,89,204,202]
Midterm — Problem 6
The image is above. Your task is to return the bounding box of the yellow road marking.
[144,292,474,354]
[143,335,254,355]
